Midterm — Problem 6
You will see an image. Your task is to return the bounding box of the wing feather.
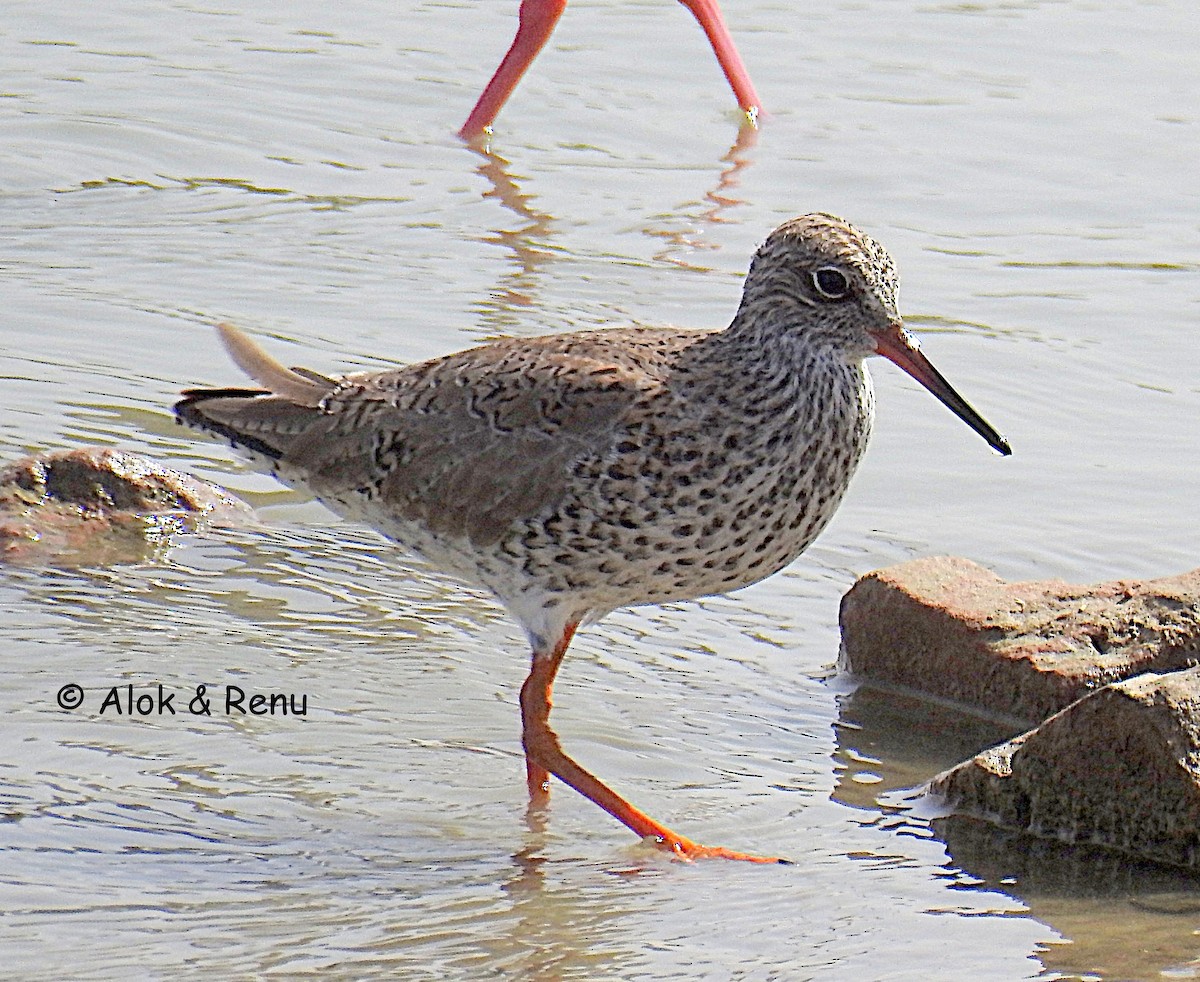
[176,324,689,547]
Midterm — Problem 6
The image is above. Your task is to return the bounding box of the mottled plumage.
[175,213,1009,862]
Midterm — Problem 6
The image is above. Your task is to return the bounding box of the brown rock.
[0,447,252,566]
[839,556,1200,723]
[929,667,1200,870]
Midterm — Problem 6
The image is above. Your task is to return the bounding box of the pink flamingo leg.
[677,0,762,119]
[459,0,762,138]
[459,0,568,138]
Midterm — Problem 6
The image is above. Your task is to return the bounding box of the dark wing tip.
[173,387,285,462]
[176,385,268,405]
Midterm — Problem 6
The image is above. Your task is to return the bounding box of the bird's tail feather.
[174,324,338,463]
[214,323,331,407]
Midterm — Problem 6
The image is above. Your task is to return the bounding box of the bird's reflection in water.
[465,145,558,339]
[466,122,760,345]
[497,827,672,978]
[644,122,758,270]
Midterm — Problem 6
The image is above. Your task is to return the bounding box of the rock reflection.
[938,817,1200,981]
[832,679,1200,980]
[830,681,1019,811]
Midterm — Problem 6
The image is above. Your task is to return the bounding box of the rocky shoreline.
[841,555,1200,871]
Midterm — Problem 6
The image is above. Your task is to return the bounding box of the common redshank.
[175,213,1010,862]
[460,0,762,137]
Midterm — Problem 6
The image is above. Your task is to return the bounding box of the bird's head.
[738,212,1011,455]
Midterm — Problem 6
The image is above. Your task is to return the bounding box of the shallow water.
[3,1,1200,978]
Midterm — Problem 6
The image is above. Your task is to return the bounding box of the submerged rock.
[929,667,1200,870]
[0,447,251,566]
[839,556,1200,723]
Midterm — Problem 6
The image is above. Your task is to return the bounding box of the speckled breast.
[463,354,876,618]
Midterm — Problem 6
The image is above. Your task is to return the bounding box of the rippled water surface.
[4,2,1200,978]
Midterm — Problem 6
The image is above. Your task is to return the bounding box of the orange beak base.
[873,323,1012,456]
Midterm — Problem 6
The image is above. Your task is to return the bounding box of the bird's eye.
[812,266,851,300]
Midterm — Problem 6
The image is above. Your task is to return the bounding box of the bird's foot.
[647,833,789,865]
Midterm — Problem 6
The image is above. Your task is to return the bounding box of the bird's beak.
[872,322,1012,456]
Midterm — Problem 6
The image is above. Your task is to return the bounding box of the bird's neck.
[666,305,873,447]
[719,296,866,383]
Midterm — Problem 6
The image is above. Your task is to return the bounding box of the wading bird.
[176,214,1010,862]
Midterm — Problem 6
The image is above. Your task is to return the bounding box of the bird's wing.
[177,324,682,547]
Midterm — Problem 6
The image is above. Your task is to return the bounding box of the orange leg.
[460,0,567,138]
[526,749,551,800]
[519,623,785,863]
